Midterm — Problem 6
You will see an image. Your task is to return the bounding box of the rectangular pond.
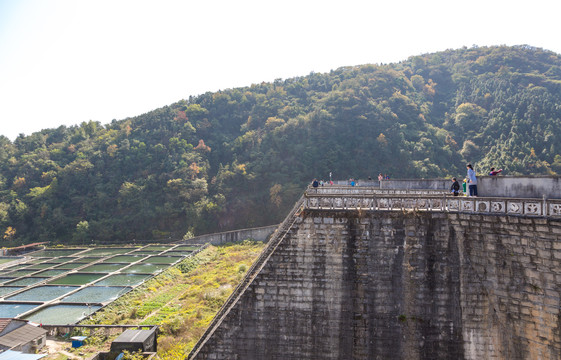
[174,246,201,252]
[2,263,30,271]
[102,255,146,263]
[23,304,102,325]
[30,249,86,257]
[0,287,23,297]
[0,257,19,265]
[160,251,190,257]
[0,303,40,318]
[6,277,48,286]
[4,269,41,277]
[95,274,151,287]
[130,250,162,256]
[120,263,168,274]
[26,262,60,270]
[80,263,127,273]
[48,273,107,285]
[34,269,68,277]
[43,257,78,264]
[82,248,136,256]
[27,258,50,264]
[7,285,79,302]
[141,256,183,264]
[55,263,87,270]
[72,257,104,263]
[62,286,132,303]
[141,245,172,251]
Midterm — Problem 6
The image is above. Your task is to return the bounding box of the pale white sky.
[1,0,560,140]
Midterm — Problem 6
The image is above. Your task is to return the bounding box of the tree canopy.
[2,45,561,245]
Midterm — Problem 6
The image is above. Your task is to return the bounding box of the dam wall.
[190,192,561,359]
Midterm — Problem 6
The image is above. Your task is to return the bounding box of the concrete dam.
[189,179,561,359]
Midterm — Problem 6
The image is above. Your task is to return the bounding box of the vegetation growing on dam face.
[2,45,561,244]
[65,241,265,359]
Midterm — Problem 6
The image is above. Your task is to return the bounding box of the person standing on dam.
[466,163,478,197]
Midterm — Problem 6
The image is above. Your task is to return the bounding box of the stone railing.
[304,190,561,218]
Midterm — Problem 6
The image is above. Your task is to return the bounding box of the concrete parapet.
[478,175,561,199]
[330,175,561,199]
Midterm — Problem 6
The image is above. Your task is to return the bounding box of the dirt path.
[44,338,82,359]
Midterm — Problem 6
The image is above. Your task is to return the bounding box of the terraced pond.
[0,243,203,323]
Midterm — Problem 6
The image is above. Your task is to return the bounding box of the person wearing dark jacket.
[450,177,460,196]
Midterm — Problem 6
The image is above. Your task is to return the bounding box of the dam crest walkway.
[305,186,561,218]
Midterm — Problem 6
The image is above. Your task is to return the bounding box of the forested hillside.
[2,45,561,245]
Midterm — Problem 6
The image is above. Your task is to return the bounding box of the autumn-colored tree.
[12,177,26,189]
[194,139,211,152]
[3,226,16,241]
[376,133,388,147]
[423,79,436,97]
[174,110,188,122]
[189,163,201,179]
[107,144,118,156]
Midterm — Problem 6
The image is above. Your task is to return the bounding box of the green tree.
[73,220,90,244]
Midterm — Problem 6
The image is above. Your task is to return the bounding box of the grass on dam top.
[49,240,265,359]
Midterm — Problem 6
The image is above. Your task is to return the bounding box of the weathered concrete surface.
[478,176,561,199]
[333,179,448,189]
[380,179,449,190]
[192,210,561,360]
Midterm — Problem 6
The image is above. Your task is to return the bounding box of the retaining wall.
[182,225,278,246]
